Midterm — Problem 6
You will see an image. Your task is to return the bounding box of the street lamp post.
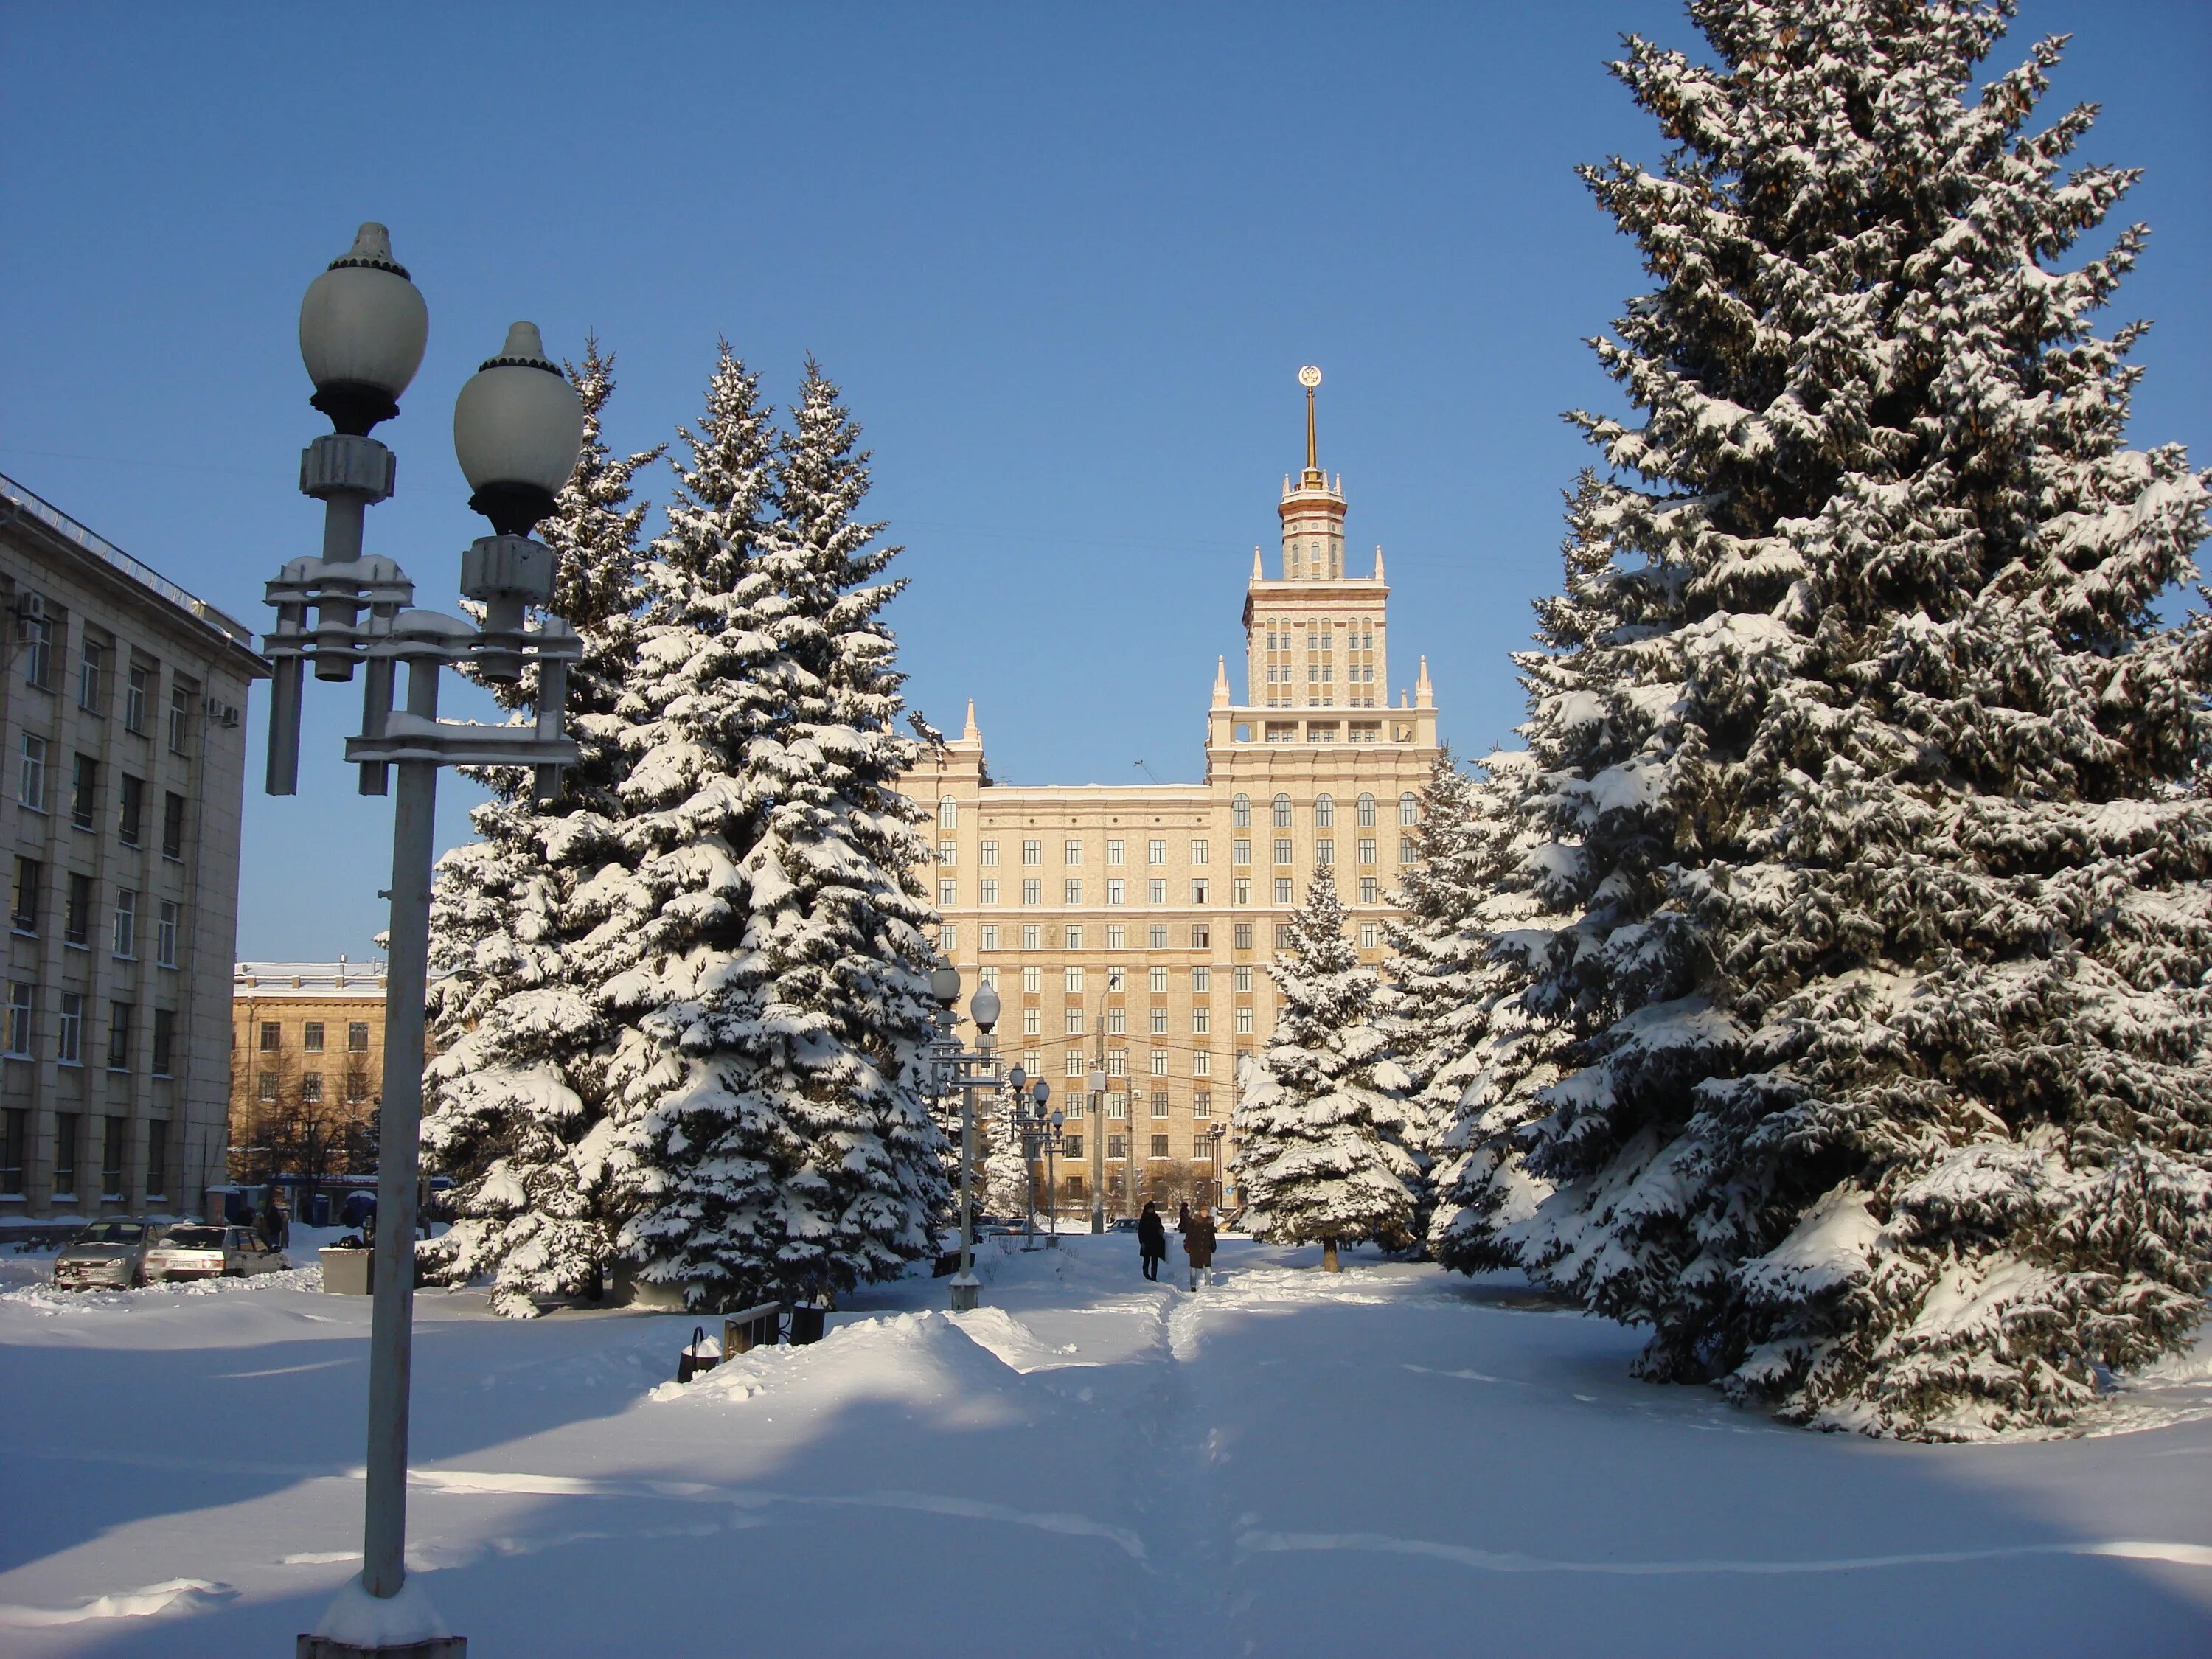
[1207,1122,1227,1208]
[1088,1064,1108,1234]
[275,224,584,1659]
[926,967,1002,1312]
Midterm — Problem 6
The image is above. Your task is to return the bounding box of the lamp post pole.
[1088,1064,1108,1234]
[276,225,585,1659]
[927,967,1001,1312]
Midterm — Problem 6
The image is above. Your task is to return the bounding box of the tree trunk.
[1321,1238,1340,1273]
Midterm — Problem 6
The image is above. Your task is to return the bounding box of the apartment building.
[0,473,267,1224]
[230,958,389,1187]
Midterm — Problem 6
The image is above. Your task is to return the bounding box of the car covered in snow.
[51,1221,168,1290]
[141,1225,288,1283]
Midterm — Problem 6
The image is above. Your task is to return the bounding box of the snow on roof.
[234,960,389,998]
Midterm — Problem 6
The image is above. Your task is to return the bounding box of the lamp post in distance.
[276,222,584,1659]
[928,965,1002,1312]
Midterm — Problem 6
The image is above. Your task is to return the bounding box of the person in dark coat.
[1185,1207,1217,1291]
[1176,1200,1192,1237]
[1137,1202,1167,1281]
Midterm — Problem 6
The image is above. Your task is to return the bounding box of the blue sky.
[4,1,2205,961]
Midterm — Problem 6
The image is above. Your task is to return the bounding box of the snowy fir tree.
[421,339,664,1316]
[605,350,945,1310]
[1233,864,1419,1270]
[982,1102,1034,1222]
[1458,0,2212,1437]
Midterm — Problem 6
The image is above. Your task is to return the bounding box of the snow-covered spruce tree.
[982,1103,1033,1222]
[1487,1,2212,1437]
[1233,864,1419,1269]
[421,338,664,1316]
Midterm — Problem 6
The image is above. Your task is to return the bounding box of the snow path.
[2,1234,2209,1655]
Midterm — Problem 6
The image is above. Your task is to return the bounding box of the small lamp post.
[1088,1064,1109,1232]
[276,224,584,1659]
[1207,1121,1227,1208]
[927,967,1002,1312]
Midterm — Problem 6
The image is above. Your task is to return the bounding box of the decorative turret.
[1277,366,1346,580]
[1212,655,1231,707]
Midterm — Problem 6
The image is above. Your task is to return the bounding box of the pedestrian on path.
[1185,1207,1217,1291]
[1176,1200,1192,1238]
[1137,1202,1166,1281]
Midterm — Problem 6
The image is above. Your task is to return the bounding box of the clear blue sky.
[4,2,2205,961]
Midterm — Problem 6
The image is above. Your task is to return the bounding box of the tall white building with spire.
[902,371,1442,1215]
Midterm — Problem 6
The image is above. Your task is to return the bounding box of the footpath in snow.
[1,1231,2208,1656]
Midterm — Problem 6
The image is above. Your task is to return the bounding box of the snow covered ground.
[1,1231,2208,1656]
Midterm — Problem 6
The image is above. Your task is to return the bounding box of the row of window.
[0,1106,173,1198]
[15,595,198,755]
[2,984,176,1072]
[1023,1006,1234,1038]
[948,831,1405,869]
[1261,622,1377,655]
[1006,1051,1256,1087]
[1265,664,1378,685]
[1056,1135,1220,1163]
[254,1069,372,1105]
[934,792,1419,833]
[939,917,1382,957]
[10,858,184,963]
[992,964,1253,995]
[945,868,1402,908]
[255,1020,372,1054]
[17,745,189,854]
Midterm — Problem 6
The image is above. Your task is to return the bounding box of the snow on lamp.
[298,223,428,436]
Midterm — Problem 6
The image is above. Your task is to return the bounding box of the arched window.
[1273,793,1293,829]
[1314,793,1335,829]
[1231,793,1251,828]
[1399,793,1419,827]
[1357,792,1377,828]
[939,797,959,829]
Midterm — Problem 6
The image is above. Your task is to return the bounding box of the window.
[1274,838,1293,866]
[1316,840,1334,866]
[1107,878,1125,905]
[101,1116,124,1197]
[1234,922,1253,951]
[155,900,180,968]
[6,983,32,1057]
[1357,793,1377,828]
[980,879,999,905]
[303,1021,326,1053]
[1106,924,1124,950]
[1190,878,1209,905]
[151,1007,175,1075]
[980,839,999,866]
[1064,839,1083,866]
[1190,839,1209,866]
[119,774,143,845]
[1021,839,1042,866]
[1022,966,1041,994]
[979,966,1000,987]
[1273,794,1293,828]
[938,840,956,866]
[1065,967,1085,993]
[1234,966,1253,993]
[1063,1134,1082,1161]
[348,1020,369,1052]
[1400,793,1419,827]
[1359,877,1380,904]
[77,639,104,712]
[1276,924,1295,948]
[63,759,97,841]
[1192,1006,1211,1034]
[167,684,191,754]
[1,1109,22,1194]
[1358,838,1377,866]
[1022,879,1042,905]
[1106,1007,1126,1034]
[107,1004,131,1071]
[1232,879,1251,906]
[937,924,957,954]
[53,1113,77,1195]
[1400,838,1417,865]
[260,1021,282,1051]
[1275,878,1293,905]
[1022,1007,1042,1037]
[1147,880,1166,904]
[1108,1134,1128,1161]
[1064,879,1082,905]
[10,858,38,932]
[1022,925,1042,950]
[1147,838,1166,866]
[145,1119,167,1197]
[345,1070,369,1103]
[1194,1091,1212,1119]
[1193,1051,1212,1077]
[257,1071,279,1102]
[57,994,82,1065]
[981,924,1001,950]
[1231,794,1251,828]
[18,595,52,687]
[1067,1051,1088,1077]
[938,797,958,829]
[112,890,136,958]
[18,734,47,810]
[1150,1006,1168,1035]
[1065,925,1083,950]
[1150,1134,1169,1160]
[1190,923,1211,949]
[302,1074,324,1105]
[1065,1008,1085,1035]
[1107,1050,1127,1077]
[1315,793,1335,829]
[125,662,150,734]
[1144,966,1166,995]
[1150,1050,1170,1077]
[1360,922,1381,950]
[1233,838,1251,866]
[63,872,89,946]
[940,878,958,906]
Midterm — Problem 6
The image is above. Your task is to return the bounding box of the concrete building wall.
[0,473,267,1225]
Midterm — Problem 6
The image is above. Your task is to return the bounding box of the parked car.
[142,1225,288,1283]
[1108,1217,1141,1233]
[52,1221,167,1290]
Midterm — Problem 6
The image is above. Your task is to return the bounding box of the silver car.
[142,1224,288,1282]
[52,1221,167,1290]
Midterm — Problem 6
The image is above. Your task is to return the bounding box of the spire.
[1415,655,1433,709]
[1212,655,1230,707]
[1298,365,1324,488]
[961,698,981,742]
[1252,544,1264,583]
[1374,545,1385,581]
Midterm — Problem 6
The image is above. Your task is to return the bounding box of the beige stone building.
[0,472,267,1226]
[906,378,1441,1216]
[230,959,390,1189]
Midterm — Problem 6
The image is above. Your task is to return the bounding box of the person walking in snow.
[1176,1200,1192,1238]
[1184,1207,1217,1291]
[1137,1202,1166,1281]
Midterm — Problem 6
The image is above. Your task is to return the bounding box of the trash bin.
[319,1247,372,1295]
[788,1304,827,1346]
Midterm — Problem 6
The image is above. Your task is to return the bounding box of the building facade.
[905,378,1440,1214]
[230,959,390,1191]
[0,473,268,1225]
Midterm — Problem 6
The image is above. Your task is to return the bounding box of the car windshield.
[74,1223,147,1245]
[162,1227,226,1248]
